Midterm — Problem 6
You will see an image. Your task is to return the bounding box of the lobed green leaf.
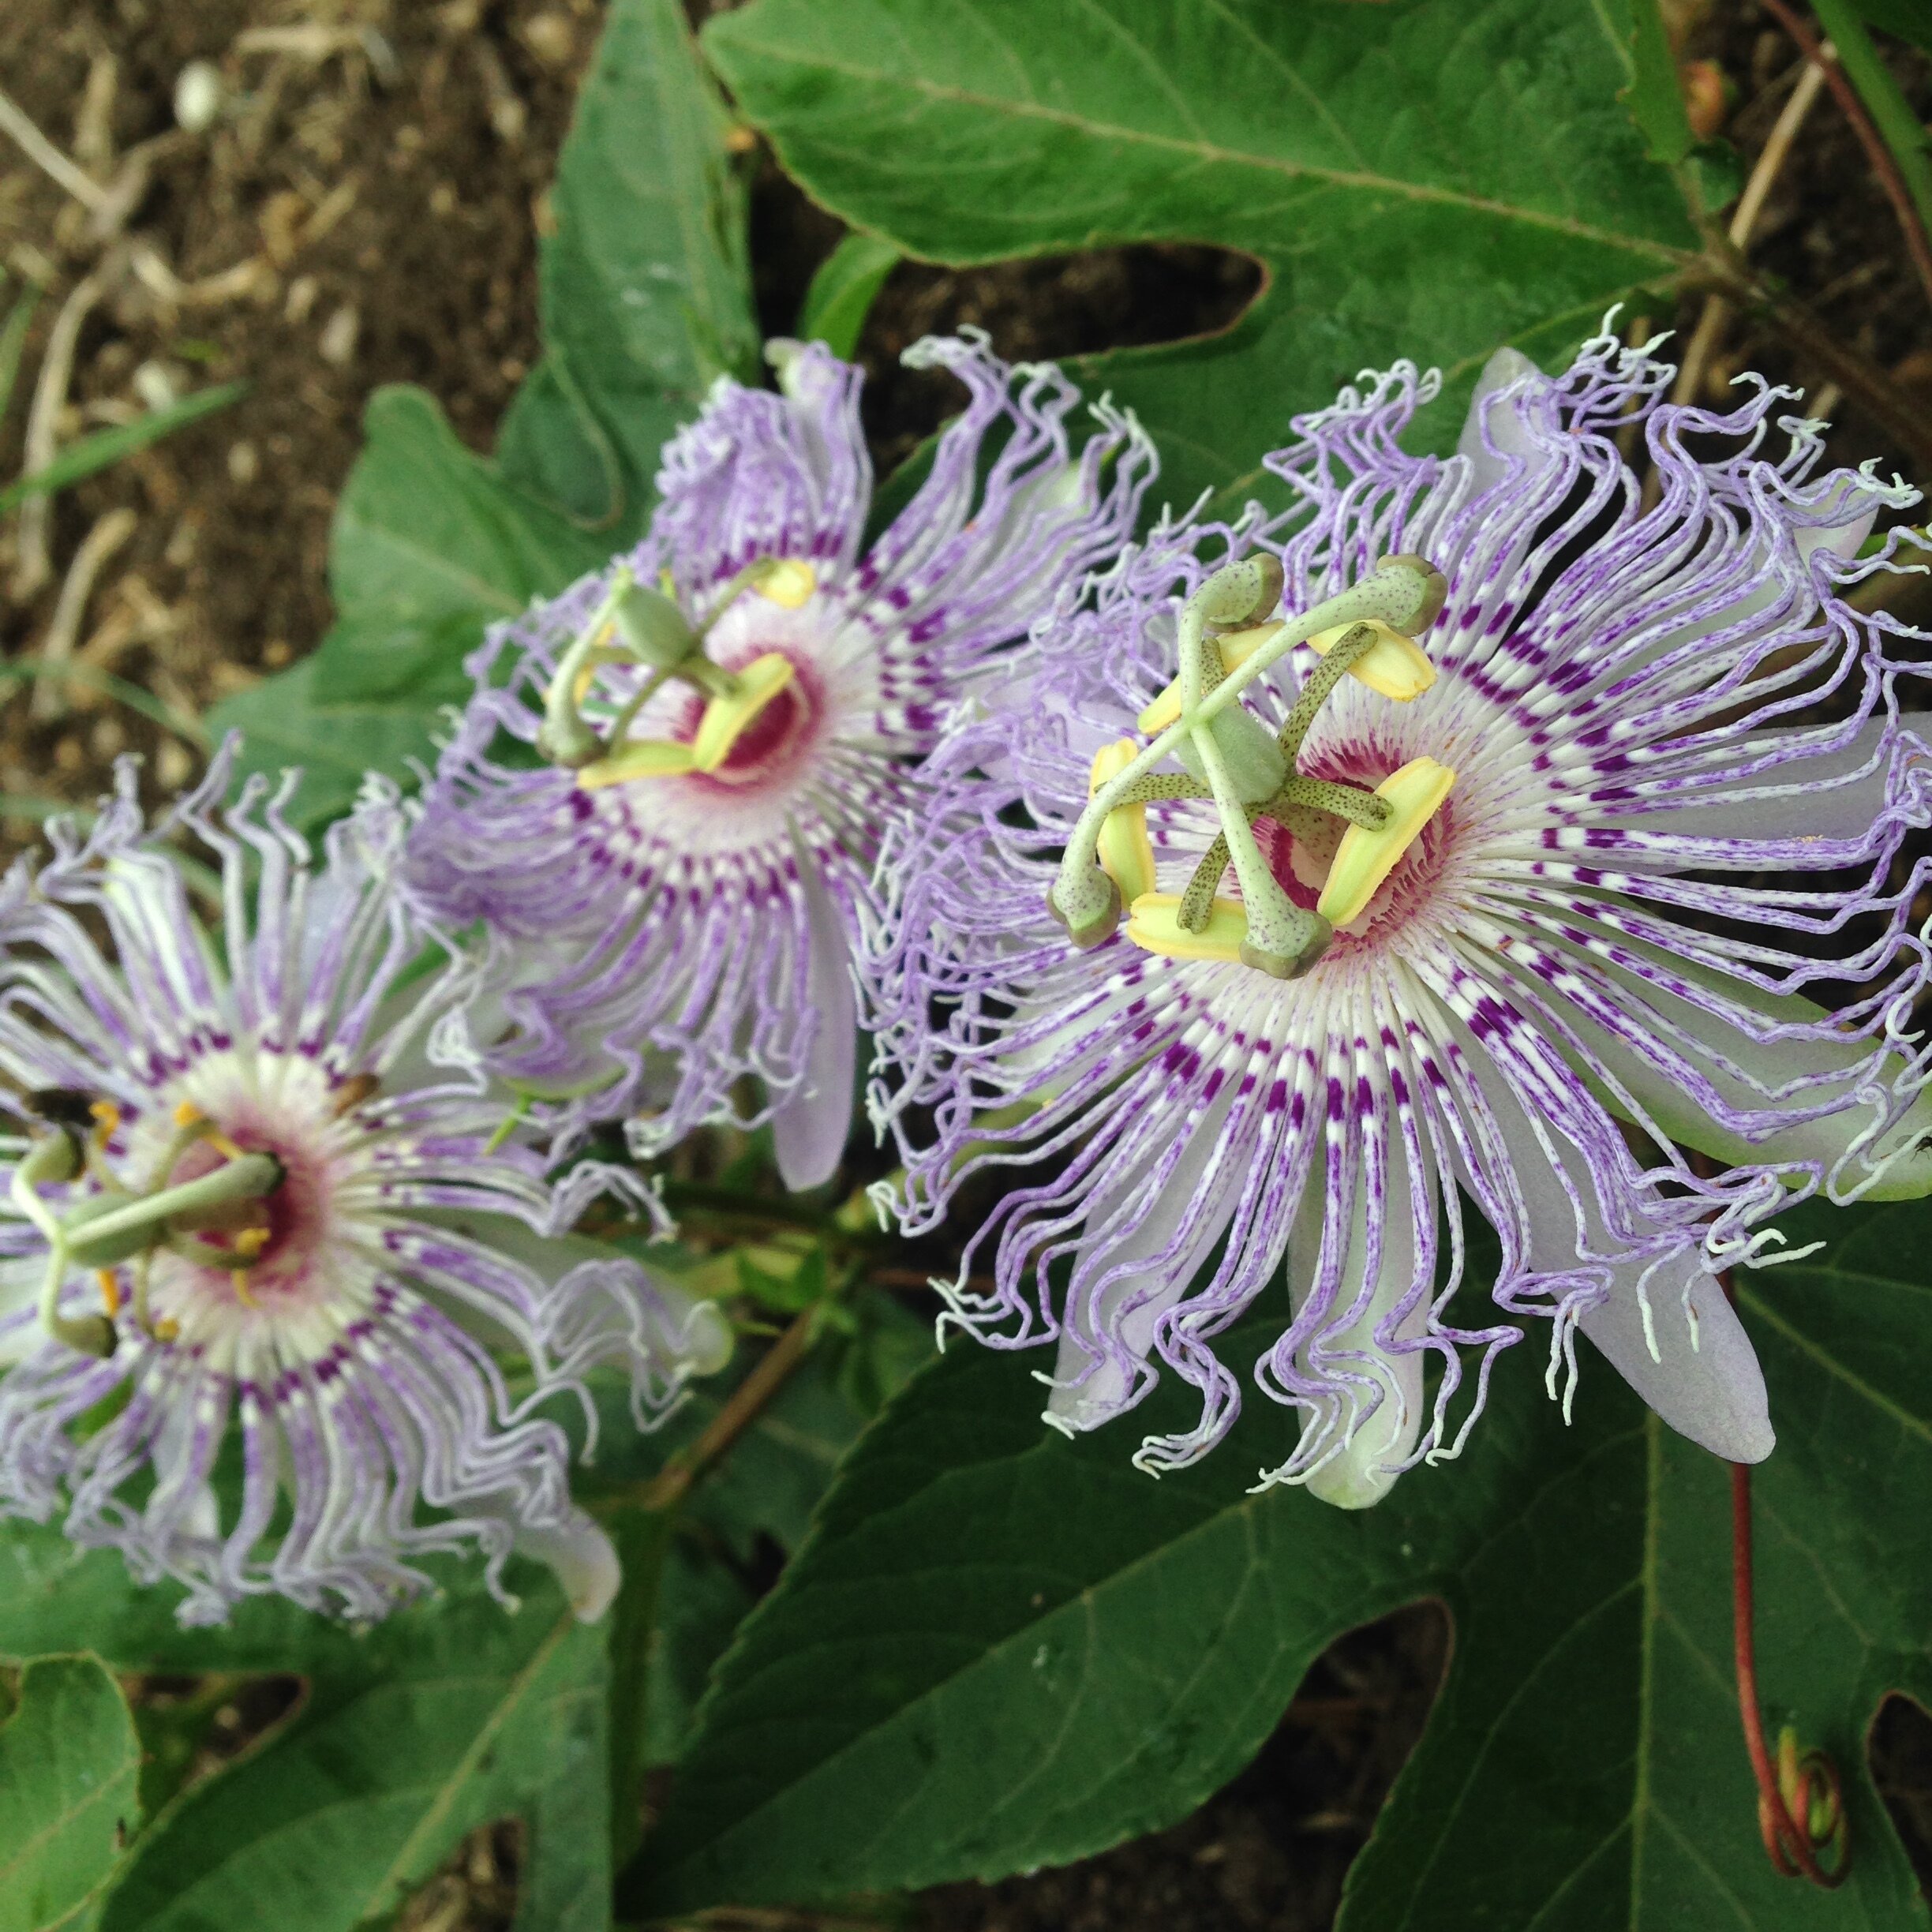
[633,1199,1932,1927]
[702,0,1699,516]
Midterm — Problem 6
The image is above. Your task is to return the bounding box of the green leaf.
[1608,0,1694,167]
[631,1199,1932,1925]
[500,0,759,528]
[95,1571,607,1932]
[230,0,759,835]
[702,0,1699,515]
[0,385,245,517]
[797,234,901,360]
[1339,1198,1932,1929]
[316,384,608,703]
[0,1655,140,1932]
[1855,0,1932,58]
[204,654,456,835]
[496,353,627,534]
[208,385,609,826]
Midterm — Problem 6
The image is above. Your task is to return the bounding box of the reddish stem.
[1728,1315,1849,1885]
[1756,0,1932,314]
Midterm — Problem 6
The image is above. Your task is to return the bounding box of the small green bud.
[612,582,698,670]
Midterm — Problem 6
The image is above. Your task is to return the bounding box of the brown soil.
[6,2,1932,1927]
[0,0,596,834]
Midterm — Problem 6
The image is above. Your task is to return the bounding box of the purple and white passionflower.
[0,759,728,1625]
[407,333,1151,1188]
[864,330,1932,1506]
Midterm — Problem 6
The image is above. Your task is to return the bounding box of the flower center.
[1048,554,1458,979]
[165,1119,327,1291]
[679,661,818,790]
[534,557,822,791]
[12,1095,288,1357]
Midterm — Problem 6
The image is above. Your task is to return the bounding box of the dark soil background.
[4,1,1932,1926]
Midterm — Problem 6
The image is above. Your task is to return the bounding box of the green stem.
[1276,623,1380,766]
[1808,0,1932,248]
[605,1505,676,1868]
[1180,831,1231,930]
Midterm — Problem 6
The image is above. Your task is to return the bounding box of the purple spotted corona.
[865,331,1932,1505]
[408,334,1151,1187]
[0,758,728,1625]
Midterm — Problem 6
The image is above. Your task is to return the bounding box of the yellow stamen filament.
[1125,892,1250,964]
[96,1269,120,1315]
[751,559,817,608]
[1089,741,1156,903]
[1316,756,1456,928]
[230,1270,259,1307]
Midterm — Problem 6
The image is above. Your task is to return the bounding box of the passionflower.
[0,758,728,1624]
[864,331,1932,1505]
[407,333,1151,1187]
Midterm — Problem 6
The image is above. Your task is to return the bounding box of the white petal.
[1455,347,1543,498]
[1535,929,1932,1192]
[1290,1129,1432,1509]
[516,1513,622,1622]
[1591,717,1899,847]
[772,857,857,1193]
[1045,1076,1241,1430]
[1577,1252,1773,1462]
[1472,1058,1774,1462]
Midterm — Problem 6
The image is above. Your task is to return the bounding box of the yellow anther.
[1304,619,1436,702]
[230,1270,259,1308]
[1213,620,1286,674]
[153,1318,179,1342]
[231,1226,271,1260]
[88,1100,121,1141]
[1316,756,1455,928]
[691,652,796,772]
[173,1102,202,1128]
[1089,741,1156,903]
[1137,683,1182,735]
[751,559,817,609]
[1125,892,1250,964]
[96,1269,121,1316]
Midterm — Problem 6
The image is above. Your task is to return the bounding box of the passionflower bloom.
[864,331,1932,1506]
[0,759,728,1625]
[407,333,1151,1187]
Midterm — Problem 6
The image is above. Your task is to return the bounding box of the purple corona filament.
[407,333,1153,1188]
[0,754,729,1625]
[864,330,1932,1506]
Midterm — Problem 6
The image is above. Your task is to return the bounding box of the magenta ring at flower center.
[673,648,823,794]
